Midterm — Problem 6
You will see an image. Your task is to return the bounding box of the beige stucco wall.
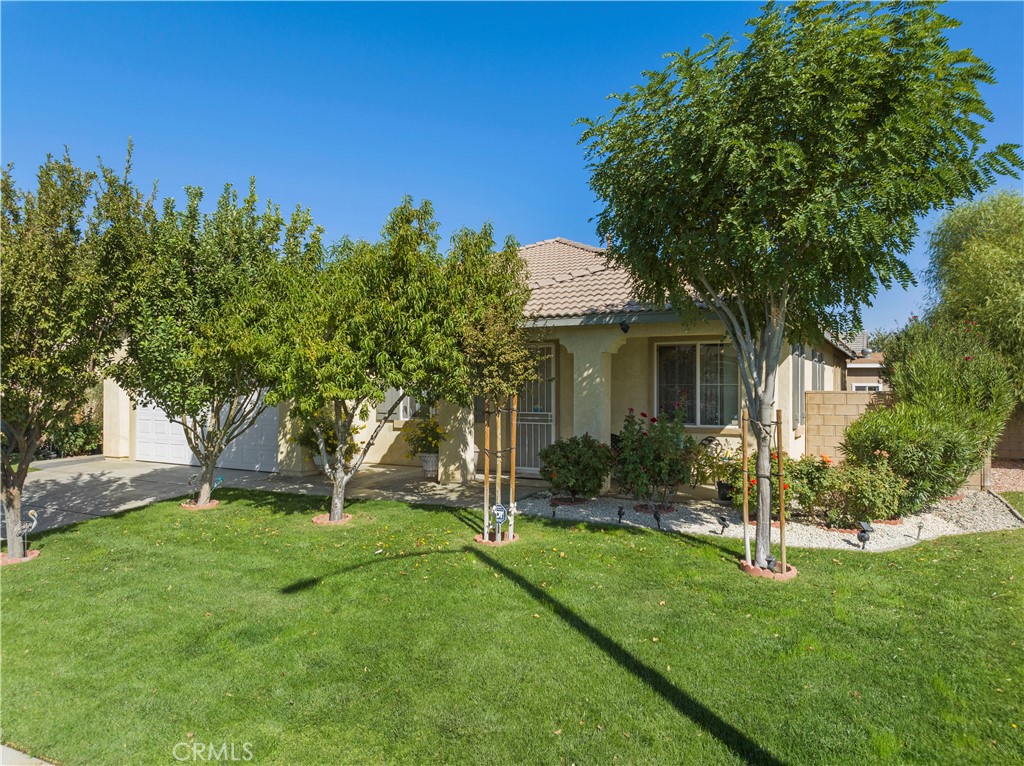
[995,410,1024,461]
[102,378,134,458]
[846,366,885,390]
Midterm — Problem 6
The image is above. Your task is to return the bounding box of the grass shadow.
[469,547,785,766]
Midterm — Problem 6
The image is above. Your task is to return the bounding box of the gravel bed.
[515,490,1023,552]
[992,458,1024,492]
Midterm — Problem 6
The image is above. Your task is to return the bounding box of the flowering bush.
[790,455,905,526]
[724,450,801,512]
[402,416,446,457]
[539,434,613,499]
[613,409,695,507]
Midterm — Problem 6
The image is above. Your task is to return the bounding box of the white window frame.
[853,383,881,392]
[653,342,740,427]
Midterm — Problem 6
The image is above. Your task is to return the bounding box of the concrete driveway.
[12,457,543,534]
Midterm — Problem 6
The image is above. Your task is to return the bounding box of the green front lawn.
[2,491,1022,765]
[1002,492,1024,513]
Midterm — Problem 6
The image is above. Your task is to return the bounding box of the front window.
[656,343,738,426]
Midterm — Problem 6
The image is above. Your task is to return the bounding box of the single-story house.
[842,332,888,392]
[102,237,856,482]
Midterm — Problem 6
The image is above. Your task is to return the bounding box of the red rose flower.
[650,417,658,424]
[640,412,648,418]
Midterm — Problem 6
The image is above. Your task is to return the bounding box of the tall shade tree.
[114,181,320,507]
[927,190,1024,404]
[579,1,1022,567]
[1,149,146,560]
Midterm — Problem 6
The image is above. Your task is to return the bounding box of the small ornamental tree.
[272,199,475,521]
[580,2,1022,567]
[1,149,145,560]
[114,181,320,507]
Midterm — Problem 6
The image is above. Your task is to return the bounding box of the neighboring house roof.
[847,350,885,368]
[520,236,857,359]
[845,331,871,355]
[522,238,651,318]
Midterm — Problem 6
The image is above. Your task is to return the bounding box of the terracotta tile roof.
[521,237,652,318]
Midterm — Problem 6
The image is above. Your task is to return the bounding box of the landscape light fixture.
[916,521,924,541]
[857,521,874,550]
[765,554,777,572]
[619,320,630,334]
[653,509,662,530]
[617,505,626,524]
[717,515,730,535]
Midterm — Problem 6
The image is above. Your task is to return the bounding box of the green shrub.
[613,409,695,507]
[46,415,102,457]
[842,319,1014,513]
[842,403,979,512]
[882,318,1015,448]
[790,455,905,527]
[401,416,446,457]
[539,434,612,499]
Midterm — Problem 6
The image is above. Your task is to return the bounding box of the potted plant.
[402,416,446,479]
[714,449,735,501]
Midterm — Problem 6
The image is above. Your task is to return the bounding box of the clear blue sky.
[3,1,1021,332]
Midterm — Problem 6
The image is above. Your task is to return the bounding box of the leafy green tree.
[579,2,1021,567]
[114,181,320,507]
[271,199,459,520]
[927,190,1024,404]
[1,149,145,560]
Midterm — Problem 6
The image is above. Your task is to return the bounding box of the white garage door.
[135,401,279,472]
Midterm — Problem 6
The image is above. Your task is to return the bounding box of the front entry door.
[516,344,556,476]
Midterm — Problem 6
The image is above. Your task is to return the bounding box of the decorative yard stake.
[509,394,518,539]
[741,407,752,566]
[483,399,491,535]
[776,409,787,575]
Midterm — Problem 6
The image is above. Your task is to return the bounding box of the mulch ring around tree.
[1,549,41,566]
[738,559,799,581]
[633,503,678,514]
[180,499,220,510]
[474,532,520,546]
[312,513,353,526]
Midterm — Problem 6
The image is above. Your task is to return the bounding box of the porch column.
[559,328,627,446]
[437,401,475,485]
[102,377,132,458]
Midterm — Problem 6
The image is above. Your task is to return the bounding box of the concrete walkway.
[0,744,50,765]
[12,456,545,534]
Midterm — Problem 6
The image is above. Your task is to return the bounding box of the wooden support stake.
[509,394,518,539]
[741,407,751,566]
[483,399,490,536]
[776,408,787,574]
[495,397,503,540]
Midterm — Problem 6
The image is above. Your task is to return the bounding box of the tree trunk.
[330,468,348,521]
[194,454,220,506]
[3,484,26,560]
[754,419,774,568]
